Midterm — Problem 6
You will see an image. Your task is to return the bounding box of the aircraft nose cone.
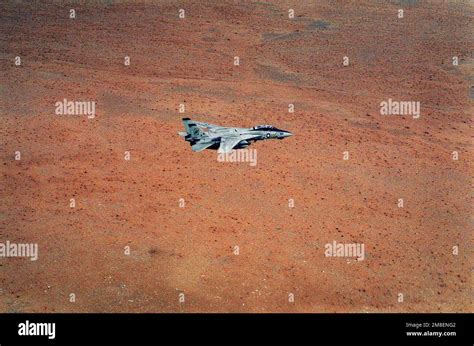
[284,132,293,138]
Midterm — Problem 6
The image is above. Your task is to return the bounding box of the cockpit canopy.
[252,125,282,131]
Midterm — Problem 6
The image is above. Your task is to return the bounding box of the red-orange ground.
[0,1,472,312]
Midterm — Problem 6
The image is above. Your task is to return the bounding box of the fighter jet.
[178,118,293,153]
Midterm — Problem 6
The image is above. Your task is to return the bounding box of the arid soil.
[0,1,472,312]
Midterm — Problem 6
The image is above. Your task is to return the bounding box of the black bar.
[0,313,472,345]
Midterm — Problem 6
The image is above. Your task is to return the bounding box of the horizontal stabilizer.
[192,141,215,152]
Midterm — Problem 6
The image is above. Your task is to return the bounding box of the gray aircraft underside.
[178,118,293,153]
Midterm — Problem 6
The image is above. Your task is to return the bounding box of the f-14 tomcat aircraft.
[178,118,293,153]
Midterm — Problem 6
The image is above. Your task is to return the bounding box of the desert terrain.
[0,0,472,312]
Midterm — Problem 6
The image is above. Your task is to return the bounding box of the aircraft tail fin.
[182,118,205,139]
